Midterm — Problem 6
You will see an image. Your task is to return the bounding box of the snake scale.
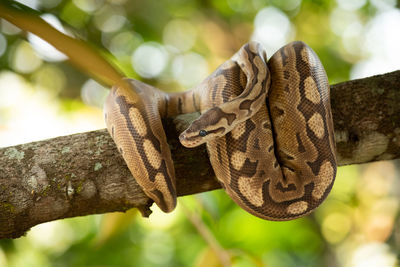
[104,41,337,220]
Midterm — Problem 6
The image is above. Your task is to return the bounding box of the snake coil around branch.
[104,41,337,220]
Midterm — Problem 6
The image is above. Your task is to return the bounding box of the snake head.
[179,111,227,148]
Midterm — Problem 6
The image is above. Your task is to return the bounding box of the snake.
[104,41,337,220]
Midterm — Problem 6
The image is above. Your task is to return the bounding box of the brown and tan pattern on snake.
[104,41,337,220]
[205,41,337,220]
[104,81,177,212]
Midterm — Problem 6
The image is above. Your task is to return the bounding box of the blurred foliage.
[0,0,400,266]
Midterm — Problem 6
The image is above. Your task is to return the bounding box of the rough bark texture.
[0,71,399,239]
[331,71,400,164]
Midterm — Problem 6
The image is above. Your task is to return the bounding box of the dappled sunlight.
[0,0,399,266]
[163,19,197,53]
[1,19,22,35]
[28,14,68,62]
[72,0,104,13]
[322,212,352,243]
[142,230,175,265]
[319,162,399,266]
[139,205,180,230]
[351,9,400,78]
[80,78,109,107]
[93,4,126,33]
[26,220,75,253]
[15,0,39,9]
[336,0,366,11]
[351,242,396,267]
[11,41,43,74]
[131,42,168,79]
[171,52,209,88]
[252,7,294,56]
[107,31,143,58]
[31,64,67,95]
[0,71,105,147]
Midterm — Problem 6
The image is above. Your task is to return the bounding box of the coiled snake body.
[104,41,337,220]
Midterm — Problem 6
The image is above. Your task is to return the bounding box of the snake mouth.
[179,133,203,148]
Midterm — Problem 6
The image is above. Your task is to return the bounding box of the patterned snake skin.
[104,41,337,220]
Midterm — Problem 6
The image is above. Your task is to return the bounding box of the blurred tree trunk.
[0,70,399,239]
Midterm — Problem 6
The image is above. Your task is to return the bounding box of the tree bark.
[0,70,399,239]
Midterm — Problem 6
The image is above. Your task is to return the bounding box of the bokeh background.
[0,0,400,266]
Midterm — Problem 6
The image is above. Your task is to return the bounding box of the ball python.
[104,41,337,220]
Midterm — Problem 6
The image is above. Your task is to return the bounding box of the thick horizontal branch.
[1,71,399,239]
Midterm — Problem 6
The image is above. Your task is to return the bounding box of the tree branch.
[1,71,399,239]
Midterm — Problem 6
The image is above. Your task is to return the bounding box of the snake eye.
[199,130,208,137]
